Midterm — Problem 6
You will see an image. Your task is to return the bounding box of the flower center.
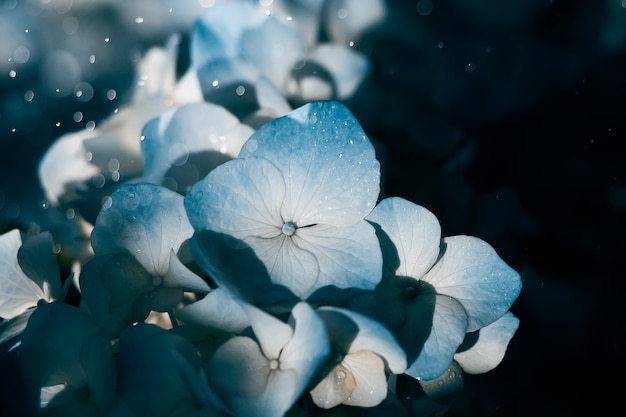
[281,221,297,236]
[152,275,164,286]
[269,359,279,370]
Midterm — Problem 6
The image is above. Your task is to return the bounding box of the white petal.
[281,302,331,379]
[163,250,211,293]
[454,312,520,374]
[342,350,388,407]
[421,235,522,331]
[91,183,194,276]
[317,306,406,374]
[0,230,47,318]
[141,101,253,188]
[295,44,370,101]
[208,336,271,399]
[366,197,441,279]
[295,222,383,296]
[310,363,355,408]
[242,303,293,360]
[37,130,100,206]
[238,101,380,226]
[177,287,250,333]
[185,157,285,239]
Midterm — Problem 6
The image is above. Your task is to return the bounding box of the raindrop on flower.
[211,80,219,87]
[337,8,348,19]
[335,370,346,380]
[66,208,75,219]
[55,122,61,127]
[236,85,246,96]
[135,17,144,23]
[86,121,96,131]
[73,111,83,122]
[24,90,34,102]
[89,55,96,64]
[104,37,110,43]
[9,70,16,78]
[106,89,117,100]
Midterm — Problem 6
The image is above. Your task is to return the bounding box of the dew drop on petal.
[235,85,245,96]
[135,17,144,23]
[102,196,113,209]
[24,90,34,101]
[89,55,96,64]
[9,70,16,78]
[335,370,346,380]
[73,111,83,122]
[106,89,116,100]
[86,121,96,131]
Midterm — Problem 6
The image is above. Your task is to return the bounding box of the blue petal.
[366,197,441,279]
[421,236,522,332]
[92,183,194,276]
[238,101,380,226]
[403,294,468,381]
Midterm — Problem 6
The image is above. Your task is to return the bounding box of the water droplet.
[416,0,433,16]
[102,196,113,209]
[246,139,258,152]
[12,45,30,64]
[40,200,49,209]
[235,85,245,96]
[211,80,219,87]
[437,41,444,49]
[85,151,93,161]
[140,135,145,142]
[74,82,94,102]
[86,121,96,131]
[106,89,117,100]
[73,111,83,122]
[65,208,75,219]
[9,70,16,78]
[335,370,346,380]
[104,37,110,43]
[111,171,120,182]
[135,17,144,23]
[24,90,34,102]
[337,8,348,19]
[89,55,96,64]
[282,221,297,236]
[349,41,354,47]
[108,158,120,172]
[92,174,106,188]
[55,122,61,127]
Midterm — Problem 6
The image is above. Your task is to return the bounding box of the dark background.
[1,1,625,416]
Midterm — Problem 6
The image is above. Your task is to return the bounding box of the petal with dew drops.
[238,101,380,226]
[0,230,48,319]
[342,350,388,407]
[185,157,285,239]
[454,311,520,374]
[310,363,355,409]
[91,183,194,276]
[366,196,441,279]
[421,235,522,332]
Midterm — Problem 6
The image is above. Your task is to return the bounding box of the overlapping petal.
[140,101,254,191]
[421,235,522,331]
[0,230,60,319]
[454,311,520,374]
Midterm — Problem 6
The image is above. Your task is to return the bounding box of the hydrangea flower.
[38,35,202,217]
[311,306,406,409]
[206,302,329,417]
[361,197,522,380]
[185,100,382,302]
[80,183,210,337]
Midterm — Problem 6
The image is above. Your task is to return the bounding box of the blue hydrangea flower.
[362,197,522,380]
[185,101,382,301]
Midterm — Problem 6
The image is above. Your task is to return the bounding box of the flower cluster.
[1,1,521,417]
